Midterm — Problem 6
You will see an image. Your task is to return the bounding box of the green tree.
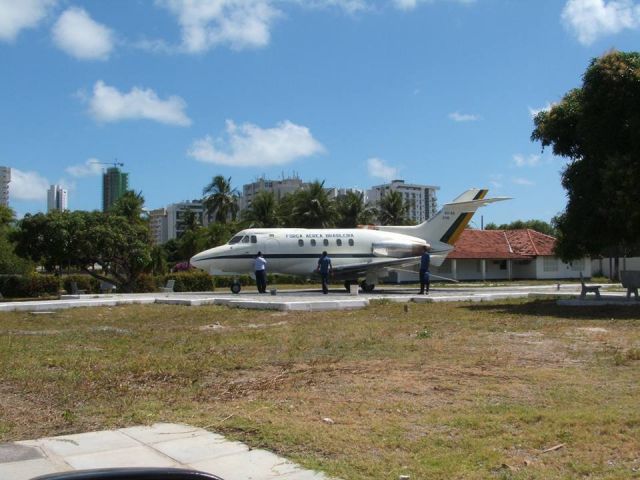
[243,190,278,227]
[485,219,556,236]
[178,209,201,235]
[202,175,239,223]
[289,180,336,228]
[13,210,152,292]
[0,205,32,274]
[110,190,146,222]
[532,51,640,262]
[377,190,410,225]
[335,191,377,228]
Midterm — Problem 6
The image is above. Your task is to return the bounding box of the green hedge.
[160,271,214,292]
[0,274,61,298]
[0,271,309,298]
[62,275,100,294]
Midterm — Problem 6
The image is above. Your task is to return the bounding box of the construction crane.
[94,160,124,168]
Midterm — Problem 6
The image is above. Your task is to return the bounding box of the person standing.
[317,251,333,294]
[419,245,431,295]
[254,251,267,293]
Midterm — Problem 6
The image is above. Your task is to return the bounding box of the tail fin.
[375,188,509,248]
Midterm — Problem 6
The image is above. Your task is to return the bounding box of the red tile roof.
[447,229,556,259]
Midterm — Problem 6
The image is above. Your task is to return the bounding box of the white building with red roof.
[430,228,591,281]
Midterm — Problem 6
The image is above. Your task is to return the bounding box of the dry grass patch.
[1,300,639,479]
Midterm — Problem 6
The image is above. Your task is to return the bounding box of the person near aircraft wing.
[254,251,267,293]
[316,251,333,294]
[419,245,431,294]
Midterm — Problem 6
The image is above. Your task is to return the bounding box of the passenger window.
[348,238,354,246]
[336,239,342,246]
[229,236,242,244]
[251,235,257,243]
[242,236,250,243]
[311,239,316,247]
[298,239,304,247]
[323,239,329,246]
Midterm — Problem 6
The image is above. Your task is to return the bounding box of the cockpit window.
[228,236,243,244]
[251,235,257,243]
[242,236,250,243]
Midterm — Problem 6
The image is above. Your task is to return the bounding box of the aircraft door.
[263,236,281,271]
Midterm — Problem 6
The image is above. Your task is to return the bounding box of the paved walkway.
[0,423,333,480]
[0,283,636,313]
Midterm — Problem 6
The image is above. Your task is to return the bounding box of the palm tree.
[243,191,278,227]
[178,209,201,236]
[335,191,377,228]
[110,190,145,222]
[202,175,239,223]
[377,190,410,225]
[290,180,336,228]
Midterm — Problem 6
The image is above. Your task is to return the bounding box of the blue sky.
[1,0,639,225]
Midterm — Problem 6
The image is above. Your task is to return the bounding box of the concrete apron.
[0,423,334,480]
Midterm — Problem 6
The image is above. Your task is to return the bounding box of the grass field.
[1,300,639,479]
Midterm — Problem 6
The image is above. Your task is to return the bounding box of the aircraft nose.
[190,251,208,269]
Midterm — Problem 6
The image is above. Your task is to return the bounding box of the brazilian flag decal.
[440,189,488,245]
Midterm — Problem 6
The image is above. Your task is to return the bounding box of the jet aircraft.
[190,188,508,293]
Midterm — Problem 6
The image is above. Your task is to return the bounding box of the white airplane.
[191,188,508,293]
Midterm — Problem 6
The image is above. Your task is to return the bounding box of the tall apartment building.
[367,179,439,224]
[148,208,168,245]
[47,184,68,212]
[240,175,304,211]
[166,201,209,241]
[102,167,129,212]
[0,166,10,207]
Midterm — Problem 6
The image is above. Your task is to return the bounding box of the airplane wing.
[329,256,423,278]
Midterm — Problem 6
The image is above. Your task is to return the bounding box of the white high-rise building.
[47,184,68,212]
[0,166,10,207]
[367,179,439,224]
[148,208,168,245]
[166,200,209,241]
[240,175,304,211]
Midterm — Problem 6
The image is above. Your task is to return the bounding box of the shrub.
[62,275,99,294]
[162,271,214,292]
[0,274,60,298]
[133,273,157,293]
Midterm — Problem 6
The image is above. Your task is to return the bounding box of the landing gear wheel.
[344,281,351,293]
[360,281,375,293]
[230,282,241,294]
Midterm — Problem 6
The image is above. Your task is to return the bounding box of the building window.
[543,257,558,272]
[298,239,304,247]
[570,259,584,271]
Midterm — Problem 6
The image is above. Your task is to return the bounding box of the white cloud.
[188,119,325,166]
[448,111,481,122]
[562,0,640,45]
[367,157,399,182]
[0,0,55,42]
[9,169,49,200]
[66,158,104,177]
[513,154,542,168]
[512,177,535,186]
[52,7,114,60]
[528,102,554,118]
[293,0,369,14]
[393,0,476,11]
[87,81,192,126]
[157,0,280,53]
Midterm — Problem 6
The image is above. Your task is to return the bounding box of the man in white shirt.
[254,252,267,293]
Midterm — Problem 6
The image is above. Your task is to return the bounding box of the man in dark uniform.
[419,245,431,294]
[317,251,332,294]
